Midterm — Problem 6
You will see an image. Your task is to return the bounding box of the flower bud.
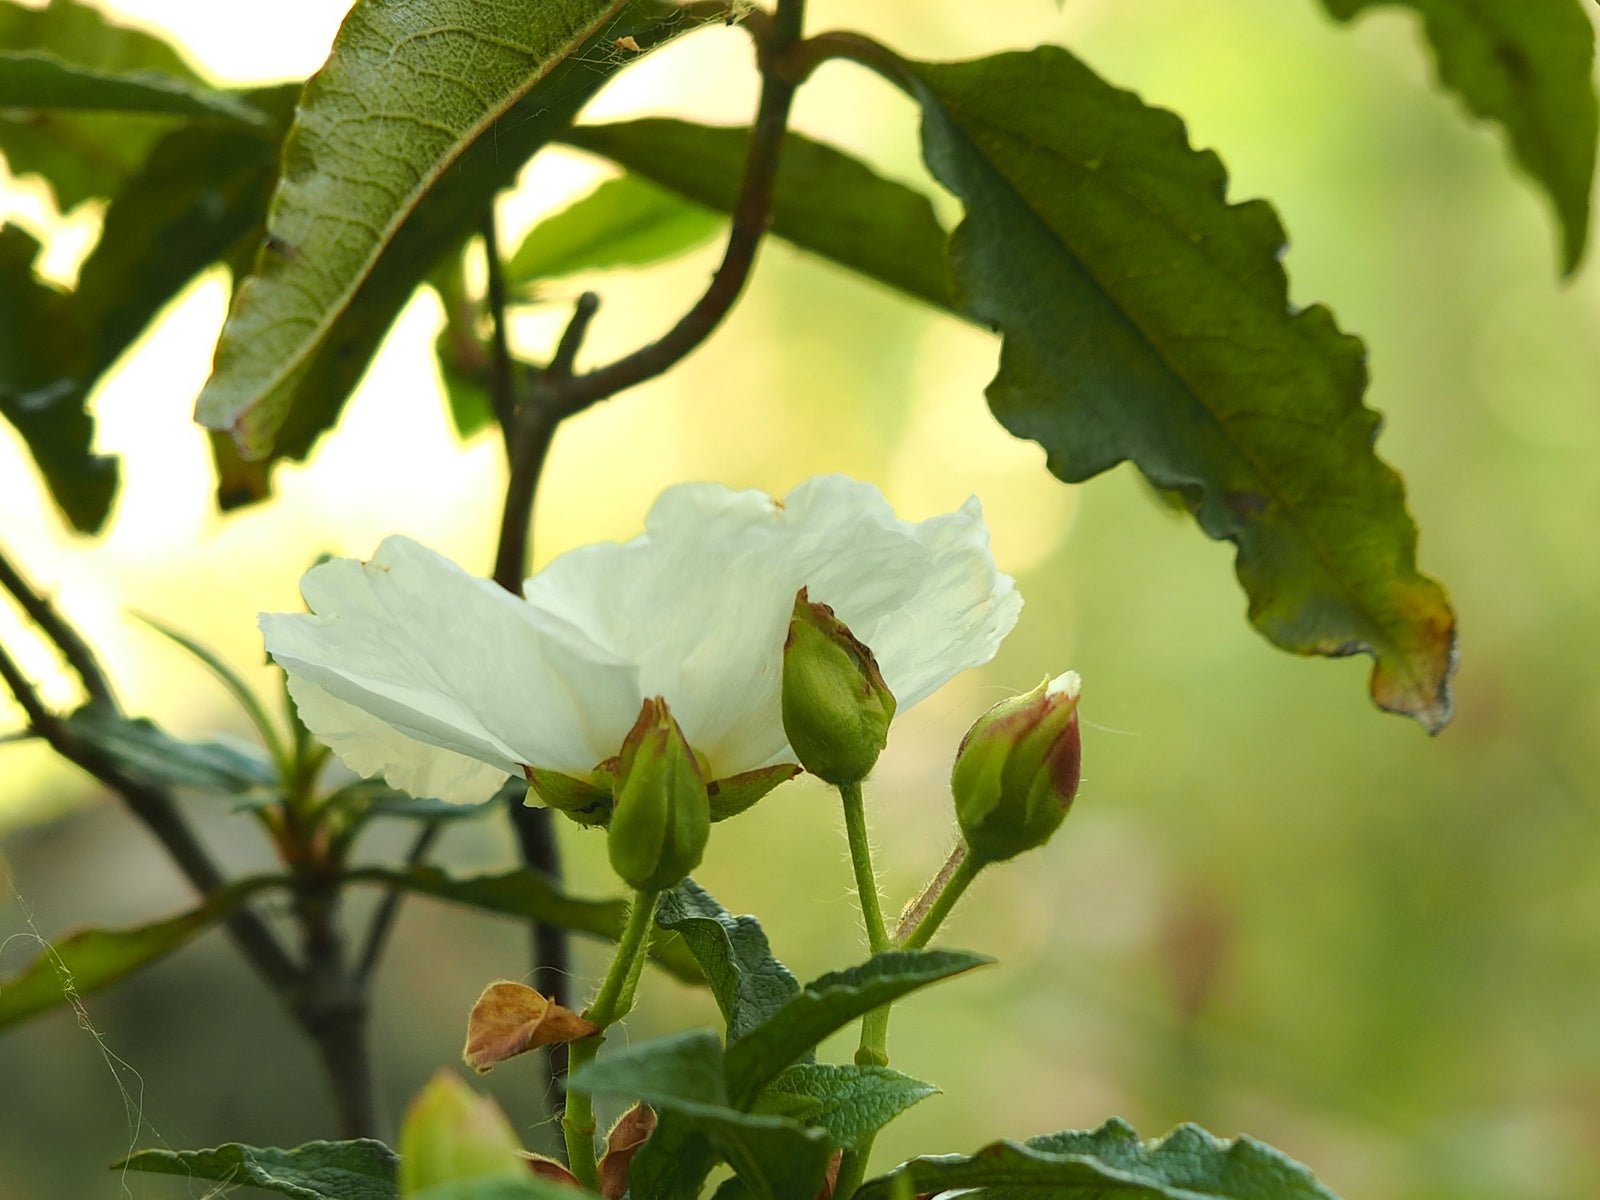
[781,589,896,786]
[607,697,710,892]
[952,672,1082,864]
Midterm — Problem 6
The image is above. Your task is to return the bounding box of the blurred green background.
[3,1,1599,1197]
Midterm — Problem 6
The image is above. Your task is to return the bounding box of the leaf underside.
[907,46,1457,731]
[1318,0,1597,274]
[196,0,711,480]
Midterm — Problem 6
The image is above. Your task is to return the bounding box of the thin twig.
[547,292,600,384]
[551,14,804,417]
[0,547,114,705]
[354,820,443,984]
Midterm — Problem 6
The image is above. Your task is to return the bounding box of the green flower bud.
[952,672,1082,865]
[607,697,711,892]
[780,588,896,786]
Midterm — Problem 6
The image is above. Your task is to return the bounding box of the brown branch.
[551,6,806,417]
[0,548,114,706]
[354,820,442,984]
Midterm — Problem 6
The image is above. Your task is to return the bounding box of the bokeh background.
[3,1,1599,1197]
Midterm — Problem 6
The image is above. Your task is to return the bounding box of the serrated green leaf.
[856,1118,1343,1199]
[902,46,1456,732]
[195,0,710,481]
[725,949,990,1107]
[573,1032,832,1200]
[756,1063,936,1150]
[63,704,280,796]
[630,949,988,1199]
[0,0,210,209]
[565,119,955,311]
[505,172,721,290]
[0,875,281,1030]
[0,50,271,126]
[1318,0,1596,274]
[655,878,800,1039]
[116,1139,398,1200]
[341,865,702,983]
[0,224,116,532]
[570,1028,730,1109]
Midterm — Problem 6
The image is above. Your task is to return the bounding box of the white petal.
[263,536,642,779]
[524,483,794,776]
[287,676,511,804]
[523,476,1020,775]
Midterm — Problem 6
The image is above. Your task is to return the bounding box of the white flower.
[261,475,1022,804]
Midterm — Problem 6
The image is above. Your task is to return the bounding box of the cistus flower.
[951,672,1082,864]
[261,475,1021,805]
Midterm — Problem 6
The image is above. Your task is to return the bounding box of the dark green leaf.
[0,875,280,1029]
[856,1118,1343,1199]
[569,1028,730,1109]
[566,119,954,311]
[904,46,1457,731]
[342,865,702,983]
[1319,0,1596,273]
[72,84,297,376]
[63,704,280,795]
[725,949,990,1106]
[329,778,509,824]
[656,878,800,1039]
[116,1139,398,1200]
[0,50,271,125]
[428,241,499,440]
[756,1063,936,1150]
[574,1033,832,1200]
[505,172,721,289]
[0,0,210,209]
[0,224,116,532]
[196,0,710,482]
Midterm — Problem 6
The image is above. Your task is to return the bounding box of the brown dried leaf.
[463,980,599,1074]
[598,1103,657,1200]
[814,1149,842,1200]
[521,1151,581,1187]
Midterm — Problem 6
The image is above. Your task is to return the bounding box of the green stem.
[562,889,660,1188]
[840,781,890,956]
[900,852,983,950]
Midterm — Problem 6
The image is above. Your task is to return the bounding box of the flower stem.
[840,781,890,957]
[899,850,983,950]
[563,889,660,1188]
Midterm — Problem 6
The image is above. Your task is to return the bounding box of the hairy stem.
[892,842,968,944]
[563,890,660,1187]
[899,852,982,950]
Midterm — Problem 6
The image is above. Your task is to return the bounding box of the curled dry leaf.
[521,1151,581,1187]
[816,1149,843,1200]
[598,1103,657,1200]
[463,981,599,1074]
